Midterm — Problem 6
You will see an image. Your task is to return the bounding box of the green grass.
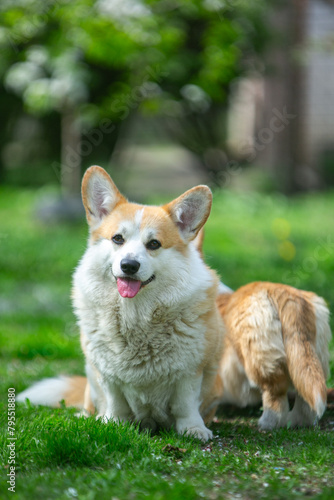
[1,186,333,499]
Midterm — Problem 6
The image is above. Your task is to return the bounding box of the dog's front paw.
[185,426,213,442]
[96,413,110,424]
[176,418,213,441]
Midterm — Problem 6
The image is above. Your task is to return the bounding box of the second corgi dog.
[217,282,331,429]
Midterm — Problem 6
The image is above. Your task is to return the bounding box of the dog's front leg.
[97,379,132,424]
[171,375,213,441]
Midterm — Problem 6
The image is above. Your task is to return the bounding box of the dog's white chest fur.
[85,295,205,384]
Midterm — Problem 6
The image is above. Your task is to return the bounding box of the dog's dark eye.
[146,239,161,251]
[112,234,124,245]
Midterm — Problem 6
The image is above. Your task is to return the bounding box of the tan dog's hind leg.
[235,290,291,430]
[258,373,290,430]
[287,394,318,427]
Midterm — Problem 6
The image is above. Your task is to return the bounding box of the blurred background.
[0,1,333,384]
[1,0,334,202]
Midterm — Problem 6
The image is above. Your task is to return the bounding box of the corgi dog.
[216,282,331,430]
[17,166,225,441]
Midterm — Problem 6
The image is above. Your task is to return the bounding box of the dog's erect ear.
[165,186,212,242]
[81,166,126,226]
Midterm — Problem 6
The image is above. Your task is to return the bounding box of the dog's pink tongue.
[117,278,141,298]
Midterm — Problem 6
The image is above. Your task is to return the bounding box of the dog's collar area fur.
[141,274,156,287]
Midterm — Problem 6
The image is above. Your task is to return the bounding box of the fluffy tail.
[285,337,327,418]
[16,376,86,409]
[280,294,331,418]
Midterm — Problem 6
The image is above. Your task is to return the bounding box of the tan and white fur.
[18,166,224,441]
[216,282,331,430]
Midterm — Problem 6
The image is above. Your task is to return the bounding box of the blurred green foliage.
[1,0,269,115]
[0,0,271,184]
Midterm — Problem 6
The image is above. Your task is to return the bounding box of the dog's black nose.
[120,258,140,275]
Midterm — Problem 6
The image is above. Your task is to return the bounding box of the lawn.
[0,185,333,499]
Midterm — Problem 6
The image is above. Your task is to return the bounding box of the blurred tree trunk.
[262,0,310,193]
[61,108,82,196]
[289,0,309,191]
[35,108,83,223]
[164,107,229,186]
[0,142,5,183]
